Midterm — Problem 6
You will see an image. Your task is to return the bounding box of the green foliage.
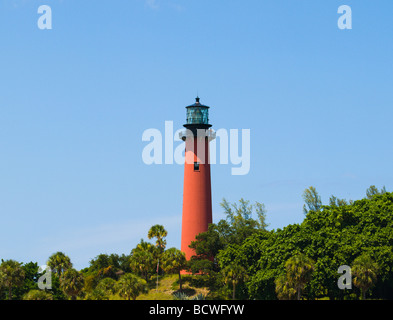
[302,186,322,215]
[50,272,67,300]
[161,248,187,292]
[88,254,121,273]
[23,289,53,300]
[117,273,148,300]
[0,260,66,300]
[47,252,72,277]
[11,262,40,300]
[190,222,227,260]
[282,254,315,300]
[366,185,386,199]
[81,253,131,297]
[60,268,84,300]
[85,277,117,300]
[189,198,268,282]
[220,198,268,244]
[96,277,117,295]
[187,258,214,275]
[0,259,25,300]
[172,292,207,300]
[352,254,379,300]
[85,288,109,300]
[191,293,207,300]
[223,192,393,300]
[148,224,168,252]
[275,273,296,300]
[329,195,351,207]
[172,292,189,300]
[2,194,392,301]
[130,239,158,282]
[221,263,248,300]
[187,198,269,298]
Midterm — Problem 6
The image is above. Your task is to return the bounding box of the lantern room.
[184,97,211,127]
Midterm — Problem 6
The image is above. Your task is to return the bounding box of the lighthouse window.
[194,162,200,171]
[186,107,209,125]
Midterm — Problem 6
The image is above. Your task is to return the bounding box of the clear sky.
[0,0,392,270]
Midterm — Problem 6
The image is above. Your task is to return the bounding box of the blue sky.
[0,0,392,270]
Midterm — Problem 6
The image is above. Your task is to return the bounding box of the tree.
[188,221,229,275]
[148,225,168,252]
[0,259,25,300]
[220,198,268,245]
[50,272,67,300]
[366,185,387,199]
[118,254,132,274]
[23,289,53,300]
[352,254,378,300]
[329,195,350,207]
[130,239,158,282]
[275,273,296,300]
[302,186,322,215]
[85,288,109,300]
[148,225,168,278]
[96,277,117,296]
[60,268,84,300]
[190,198,268,263]
[0,269,5,299]
[284,254,315,300]
[47,252,72,277]
[89,254,121,273]
[221,263,248,300]
[116,273,148,300]
[187,199,268,297]
[221,192,393,300]
[187,258,214,275]
[12,261,41,300]
[161,248,187,292]
[190,220,230,260]
[86,277,118,300]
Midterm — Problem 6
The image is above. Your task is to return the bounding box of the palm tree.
[161,248,187,292]
[47,252,73,277]
[352,254,378,300]
[0,259,25,300]
[96,277,117,296]
[130,239,157,281]
[60,268,84,300]
[117,273,148,300]
[147,225,167,279]
[284,253,315,300]
[221,263,248,300]
[148,225,168,252]
[275,273,297,300]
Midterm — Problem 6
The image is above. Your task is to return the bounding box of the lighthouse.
[180,97,215,261]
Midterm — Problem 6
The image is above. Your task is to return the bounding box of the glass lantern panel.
[187,107,209,124]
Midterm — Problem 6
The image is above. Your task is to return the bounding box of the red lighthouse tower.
[180,97,215,261]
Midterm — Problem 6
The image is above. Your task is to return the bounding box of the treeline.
[1,185,392,300]
[189,185,392,300]
[0,225,187,300]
